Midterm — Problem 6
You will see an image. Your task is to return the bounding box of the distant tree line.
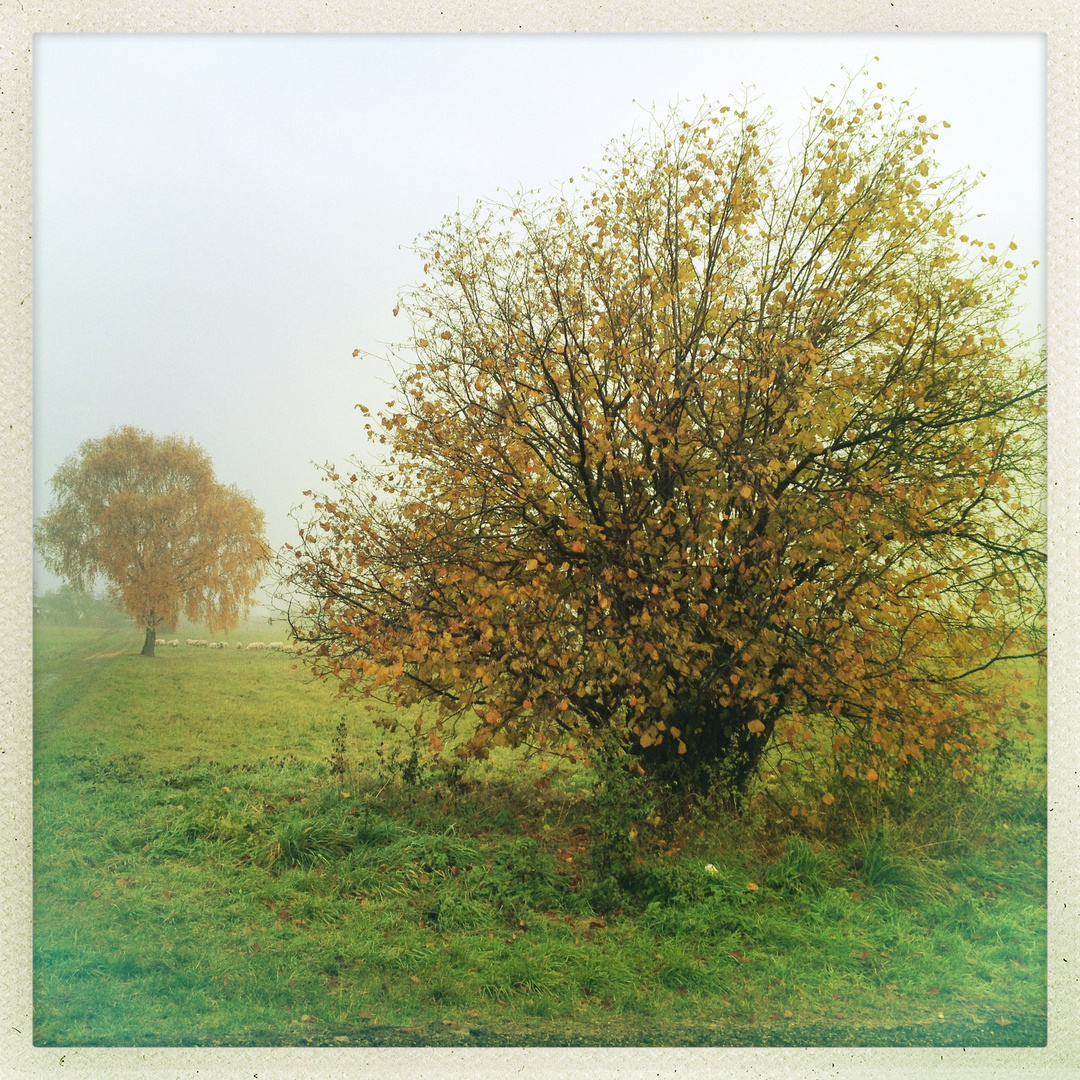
[33,585,133,628]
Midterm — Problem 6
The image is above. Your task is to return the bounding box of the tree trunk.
[141,621,156,657]
[631,696,778,804]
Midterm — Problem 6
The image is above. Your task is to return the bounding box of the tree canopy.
[38,426,269,656]
[287,82,1045,801]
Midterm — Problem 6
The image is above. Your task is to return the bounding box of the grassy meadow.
[32,622,1047,1047]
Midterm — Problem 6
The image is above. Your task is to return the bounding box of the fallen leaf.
[996,1017,1014,1027]
[300,1014,318,1022]
[409,975,421,984]
[338,1011,348,1022]
[674,987,689,997]
[357,1011,373,1020]
[333,1036,350,1044]
[746,882,759,891]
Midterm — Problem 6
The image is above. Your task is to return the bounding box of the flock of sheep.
[155,638,306,653]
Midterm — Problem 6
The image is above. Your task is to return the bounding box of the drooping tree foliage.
[288,81,1045,800]
[38,426,270,656]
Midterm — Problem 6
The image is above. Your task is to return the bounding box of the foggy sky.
[32,33,1047,608]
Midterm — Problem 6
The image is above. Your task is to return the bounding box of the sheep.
[246,641,267,651]
[186,639,207,647]
[167,639,180,647]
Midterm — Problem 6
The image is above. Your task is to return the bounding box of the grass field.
[32,622,1047,1047]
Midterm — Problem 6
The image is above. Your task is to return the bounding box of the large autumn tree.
[288,82,1045,799]
[38,427,270,657]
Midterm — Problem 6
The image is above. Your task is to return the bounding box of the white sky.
[32,33,1047,605]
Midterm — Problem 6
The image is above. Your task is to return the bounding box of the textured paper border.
[3,6,1077,1079]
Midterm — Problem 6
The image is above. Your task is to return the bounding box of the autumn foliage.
[38,427,270,656]
[289,83,1045,799]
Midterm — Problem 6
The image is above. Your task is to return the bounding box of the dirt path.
[103,1012,1044,1049]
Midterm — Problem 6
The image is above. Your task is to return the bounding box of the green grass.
[33,624,1047,1047]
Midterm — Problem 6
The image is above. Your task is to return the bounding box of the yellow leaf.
[822,792,835,805]
[866,768,879,782]
[740,485,753,499]
[746,882,759,891]
[747,719,765,734]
